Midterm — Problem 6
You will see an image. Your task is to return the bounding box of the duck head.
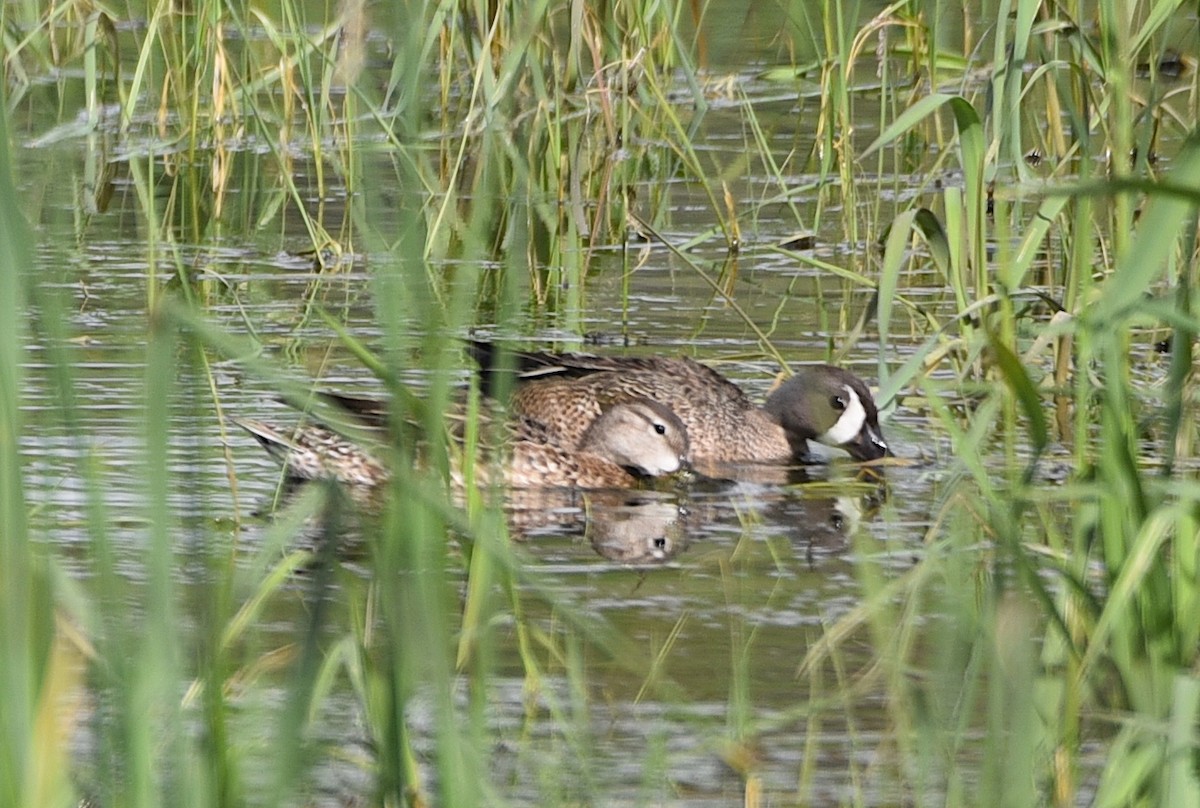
[763,366,890,462]
[579,397,690,477]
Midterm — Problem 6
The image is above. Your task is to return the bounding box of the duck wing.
[469,340,758,408]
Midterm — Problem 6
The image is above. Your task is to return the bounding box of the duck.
[469,342,890,465]
[233,396,689,490]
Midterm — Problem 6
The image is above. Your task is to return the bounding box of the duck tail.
[468,338,602,397]
[233,417,302,468]
[467,339,527,398]
[235,416,374,483]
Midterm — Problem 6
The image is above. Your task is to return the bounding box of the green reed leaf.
[987,330,1047,456]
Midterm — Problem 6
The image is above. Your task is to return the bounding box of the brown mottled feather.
[235,397,688,491]
[505,354,791,462]
[234,418,388,485]
[471,342,889,464]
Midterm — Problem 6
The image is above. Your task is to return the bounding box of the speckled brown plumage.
[471,344,890,464]
[234,396,689,491]
[235,418,389,485]
[508,357,788,463]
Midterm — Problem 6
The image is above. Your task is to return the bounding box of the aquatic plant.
[2,0,1200,805]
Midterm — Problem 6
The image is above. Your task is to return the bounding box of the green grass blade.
[0,85,38,808]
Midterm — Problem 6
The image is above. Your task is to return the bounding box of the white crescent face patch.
[818,384,867,447]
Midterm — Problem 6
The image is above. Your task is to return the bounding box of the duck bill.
[848,424,891,462]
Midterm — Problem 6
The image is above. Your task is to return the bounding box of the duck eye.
[830,395,847,411]
[653,423,667,435]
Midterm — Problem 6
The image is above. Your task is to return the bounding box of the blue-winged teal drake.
[471,343,890,465]
[234,396,689,490]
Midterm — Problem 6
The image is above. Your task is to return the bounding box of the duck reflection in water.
[586,493,688,564]
[676,461,889,565]
[501,488,689,565]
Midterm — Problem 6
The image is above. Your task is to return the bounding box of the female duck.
[235,396,689,490]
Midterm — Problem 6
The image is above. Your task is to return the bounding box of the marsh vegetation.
[3,0,1200,805]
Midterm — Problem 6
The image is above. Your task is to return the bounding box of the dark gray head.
[763,366,890,462]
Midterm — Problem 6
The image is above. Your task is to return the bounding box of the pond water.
[11,0,1189,804]
[27,219,946,803]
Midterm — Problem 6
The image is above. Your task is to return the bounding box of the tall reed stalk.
[0,89,45,808]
